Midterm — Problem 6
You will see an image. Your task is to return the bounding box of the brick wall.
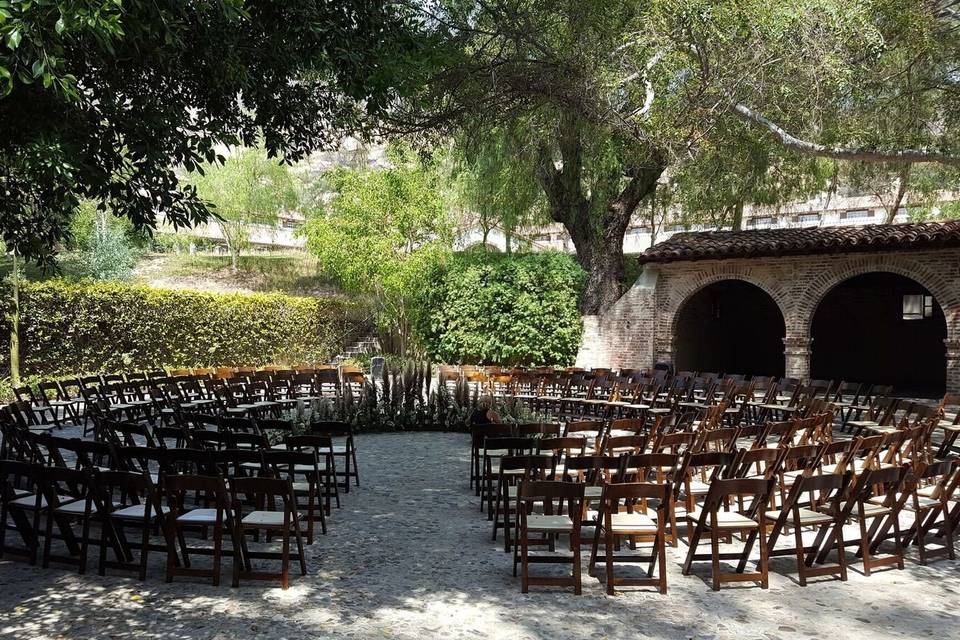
[576,248,960,393]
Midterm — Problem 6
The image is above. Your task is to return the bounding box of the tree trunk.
[220,223,240,272]
[731,201,744,231]
[9,251,20,387]
[535,114,665,315]
[884,164,912,224]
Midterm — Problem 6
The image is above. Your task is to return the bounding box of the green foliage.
[3,280,369,378]
[451,124,548,248]
[65,201,141,280]
[300,145,454,354]
[0,0,424,263]
[149,252,335,296]
[413,253,585,366]
[187,147,299,266]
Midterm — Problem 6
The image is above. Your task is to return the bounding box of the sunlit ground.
[1,432,957,640]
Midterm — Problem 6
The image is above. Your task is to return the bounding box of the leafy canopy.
[299,145,454,352]
[0,0,422,263]
[413,252,586,366]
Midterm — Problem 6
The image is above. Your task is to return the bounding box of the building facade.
[576,221,960,396]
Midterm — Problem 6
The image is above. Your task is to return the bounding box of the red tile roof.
[637,221,960,264]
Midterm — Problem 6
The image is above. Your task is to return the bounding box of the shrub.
[413,252,585,366]
[2,280,370,378]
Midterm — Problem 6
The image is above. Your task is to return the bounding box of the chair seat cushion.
[112,504,171,520]
[838,501,891,518]
[584,486,603,499]
[686,509,759,530]
[526,514,575,532]
[54,499,89,515]
[605,512,658,534]
[11,494,76,510]
[177,508,228,524]
[242,511,296,527]
[765,507,833,525]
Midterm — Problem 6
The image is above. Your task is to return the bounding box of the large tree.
[299,145,454,355]
[188,147,299,271]
[0,0,421,264]
[395,0,960,313]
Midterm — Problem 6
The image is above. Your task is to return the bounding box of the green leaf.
[6,27,20,49]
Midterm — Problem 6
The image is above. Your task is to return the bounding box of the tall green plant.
[188,147,299,271]
[299,145,454,356]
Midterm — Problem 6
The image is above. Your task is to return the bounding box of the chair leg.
[859,518,871,577]
[573,531,582,595]
[350,442,360,487]
[99,517,110,576]
[139,519,150,581]
[42,509,54,569]
[587,520,601,576]
[520,531,529,593]
[212,521,222,587]
[793,518,807,586]
[710,526,721,591]
[491,482,502,542]
[656,529,668,594]
[757,523,769,589]
[836,522,848,581]
[281,528,290,590]
[604,530,615,596]
[681,525,702,575]
[232,525,242,588]
[293,524,307,576]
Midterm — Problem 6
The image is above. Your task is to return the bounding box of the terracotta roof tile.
[636,221,960,264]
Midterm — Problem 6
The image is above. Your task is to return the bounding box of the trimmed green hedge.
[413,252,585,366]
[4,281,369,378]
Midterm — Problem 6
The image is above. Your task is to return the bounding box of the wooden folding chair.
[588,482,671,594]
[758,471,852,585]
[681,477,774,590]
[91,469,170,580]
[491,454,551,552]
[164,474,241,586]
[895,459,957,565]
[815,466,911,575]
[230,476,307,590]
[513,480,585,594]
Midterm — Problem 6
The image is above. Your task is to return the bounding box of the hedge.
[3,280,370,378]
[413,252,585,366]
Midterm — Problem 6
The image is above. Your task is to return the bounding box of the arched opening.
[811,272,947,397]
[674,280,786,376]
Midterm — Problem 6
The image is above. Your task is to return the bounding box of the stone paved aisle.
[1,432,959,639]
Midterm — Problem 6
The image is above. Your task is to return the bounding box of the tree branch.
[731,102,960,166]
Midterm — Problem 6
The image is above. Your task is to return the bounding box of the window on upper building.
[902,294,934,320]
[842,209,873,220]
[747,216,775,228]
[796,213,820,224]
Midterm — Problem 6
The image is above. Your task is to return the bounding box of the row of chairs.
[10,367,368,436]
[0,409,362,589]
[472,410,958,594]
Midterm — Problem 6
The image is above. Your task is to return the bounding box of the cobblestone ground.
[1,431,959,639]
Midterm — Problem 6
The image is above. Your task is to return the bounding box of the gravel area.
[1,431,958,639]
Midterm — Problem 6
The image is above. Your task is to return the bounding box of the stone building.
[576,221,960,397]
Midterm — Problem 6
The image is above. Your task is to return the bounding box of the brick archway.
[664,272,789,339]
[657,270,789,370]
[799,256,960,337]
